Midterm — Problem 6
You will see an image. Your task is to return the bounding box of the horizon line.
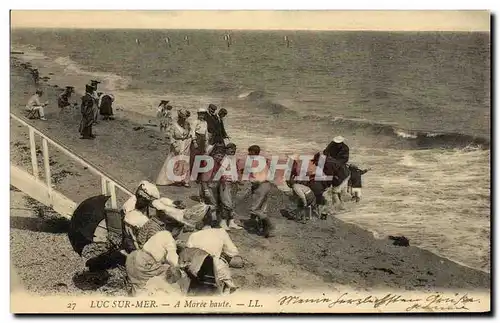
[10,26,491,32]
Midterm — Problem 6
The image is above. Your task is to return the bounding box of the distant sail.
[135,38,140,45]
[184,36,190,45]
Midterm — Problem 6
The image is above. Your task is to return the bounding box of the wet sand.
[9,57,490,295]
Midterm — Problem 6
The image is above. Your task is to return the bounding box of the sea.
[10,28,491,272]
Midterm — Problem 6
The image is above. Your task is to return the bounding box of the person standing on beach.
[25,89,48,120]
[322,136,351,210]
[198,143,243,231]
[98,92,115,120]
[245,145,275,238]
[57,86,75,113]
[156,110,193,187]
[79,85,96,139]
[206,104,221,145]
[89,80,101,124]
[192,108,209,154]
[216,108,230,145]
[157,100,173,133]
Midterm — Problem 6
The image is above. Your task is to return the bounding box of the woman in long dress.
[156,109,192,187]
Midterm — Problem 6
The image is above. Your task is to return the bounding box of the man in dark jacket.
[323,136,349,164]
[79,85,96,140]
[205,104,219,144]
[217,108,230,144]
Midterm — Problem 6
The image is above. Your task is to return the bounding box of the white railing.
[10,113,134,210]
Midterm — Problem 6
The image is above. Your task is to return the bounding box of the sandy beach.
[10,56,490,296]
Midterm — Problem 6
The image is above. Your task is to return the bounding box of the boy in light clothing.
[347,164,371,203]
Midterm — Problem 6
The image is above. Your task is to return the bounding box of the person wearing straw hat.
[323,135,349,164]
[125,201,211,296]
[318,136,351,213]
[122,181,161,252]
[156,109,193,187]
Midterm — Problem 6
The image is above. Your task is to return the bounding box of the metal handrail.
[10,112,134,209]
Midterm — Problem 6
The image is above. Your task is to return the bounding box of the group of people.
[79,80,115,139]
[154,102,278,236]
[24,79,116,140]
[118,181,242,295]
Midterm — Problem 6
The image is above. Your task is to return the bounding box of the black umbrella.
[68,195,110,256]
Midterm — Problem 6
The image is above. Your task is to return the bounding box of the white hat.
[124,210,149,228]
[136,181,160,201]
[197,107,207,113]
[333,136,345,144]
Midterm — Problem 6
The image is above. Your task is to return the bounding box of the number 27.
[67,302,76,310]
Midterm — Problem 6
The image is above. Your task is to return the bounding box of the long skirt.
[79,117,93,138]
[156,139,192,186]
[125,249,181,296]
[99,97,114,116]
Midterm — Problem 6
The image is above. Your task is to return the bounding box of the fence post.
[41,138,52,203]
[108,181,117,209]
[101,177,108,196]
[28,128,39,180]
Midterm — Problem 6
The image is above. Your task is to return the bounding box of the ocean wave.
[54,56,131,92]
[238,90,275,101]
[325,116,490,150]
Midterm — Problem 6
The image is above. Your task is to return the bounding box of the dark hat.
[158,100,169,106]
[65,86,74,90]
[85,84,94,93]
[90,80,101,84]
[208,104,217,111]
[219,108,228,115]
[225,142,236,150]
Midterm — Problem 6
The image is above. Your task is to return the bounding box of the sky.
[10,10,490,31]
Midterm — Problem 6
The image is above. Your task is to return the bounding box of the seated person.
[26,89,48,120]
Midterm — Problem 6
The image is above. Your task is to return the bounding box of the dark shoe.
[261,218,275,238]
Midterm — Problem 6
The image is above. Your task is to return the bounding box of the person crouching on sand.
[26,89,48,121]
[57,86,75,114]
[347,164,371,203]
[126,201,210,296]
[79,85,96,139]
[284,171,319,223]
[156,109,193,187]
[184,208,242,294]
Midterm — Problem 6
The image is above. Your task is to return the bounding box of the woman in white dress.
[156,109,193,187]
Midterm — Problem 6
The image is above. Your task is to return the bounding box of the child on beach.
[347,164,371,203]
